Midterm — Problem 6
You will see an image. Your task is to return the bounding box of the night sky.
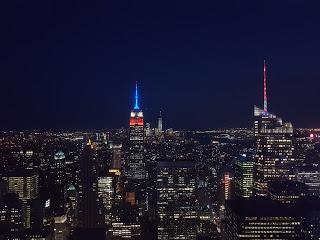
[1,0,320,130]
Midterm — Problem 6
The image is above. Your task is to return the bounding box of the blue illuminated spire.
[134,81,140,110]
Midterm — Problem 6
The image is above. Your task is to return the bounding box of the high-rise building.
[145,122,152,137]
[107,202,141,239]
[0,193,24,240]
[126,82,146,180]
[54,214,69,240]
[78,140,103,228]
[52,151,66,213]
[108,222,141,239]
[267,181,308,204]
[253,61,294,196]
[296,165,320,196]
[223,171,232,201]
[225,198,305,239]
[109,144,122,176]
[157,161,197,240]
[2,170,39,228]
[98,175,114,226]
[65,184,78,230]
[305,198,320,240]
[235,155,254,198]
[0,179,8,201]
[30,197,53,232]
[158,111,163,133]
[53,151,66,185]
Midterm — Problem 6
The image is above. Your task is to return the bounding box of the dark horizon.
[1,1,320,131]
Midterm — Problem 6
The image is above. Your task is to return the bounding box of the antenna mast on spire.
[263,60,267,112]
[134,81,139,110]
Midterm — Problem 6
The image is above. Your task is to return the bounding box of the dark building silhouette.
[51,151,67,213]
[225,198,305,239]
[71,228,107,240]
[267,180,309,203]
[0,193,25,240]
[0,180,8,201]
[78,140,103,228]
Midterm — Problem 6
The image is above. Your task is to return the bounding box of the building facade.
[235,155,254,198]
[2,170,39,229]
[253,62,294,196]
[157,161,197,240]
[0,193,24,240]
[225,198,304,239]
[126,83,146,180]
[77,140,103,228]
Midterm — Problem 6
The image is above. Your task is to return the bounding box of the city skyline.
[2,2,320,239]
[1,1,320,130]
[0,61,315,132]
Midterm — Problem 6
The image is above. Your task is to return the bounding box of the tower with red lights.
[253,61,294,196]
[126,82,146,180]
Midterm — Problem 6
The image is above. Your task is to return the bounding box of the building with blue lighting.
[125,82,146,180]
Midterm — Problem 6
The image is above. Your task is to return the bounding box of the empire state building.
[125,82,146,180]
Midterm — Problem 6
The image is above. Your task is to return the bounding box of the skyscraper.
[157,161,197,240]
[78,140,103,228]
[98,175,114,226]
[126,82,146,180]
[65,184,78,229]
[225,198,305,239]
[296,165,320,196]
[53,151,66,185]
[52,150,66,213]
[253,61,294,196]
[158,111,163,133]
[223,171,232,201]
[0,193,24,240]
[2,170,39,229]
[109,144,122,176]
[54,213,70,240]
[235,155,254,198]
